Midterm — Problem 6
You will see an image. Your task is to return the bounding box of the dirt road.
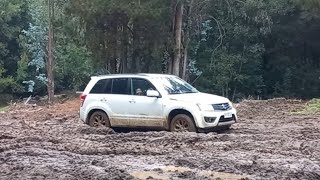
[0,98,319,180]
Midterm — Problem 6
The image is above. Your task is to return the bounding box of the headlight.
[197,104,214,111]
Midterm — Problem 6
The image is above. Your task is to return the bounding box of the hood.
[169,92,230,105]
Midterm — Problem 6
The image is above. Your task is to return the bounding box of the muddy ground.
[0,98,319,180]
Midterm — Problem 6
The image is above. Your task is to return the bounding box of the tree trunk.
[173,1,183,76]
[132,24,139,73]
[110,23,117,73]
[143,48,152,73]
[225,83,229,98]
[182,0,193,80]
[180,30,185,78]
[122,22,128,73]
[47,0,54,104]
[182,42,188,79]
[104,36,109,71]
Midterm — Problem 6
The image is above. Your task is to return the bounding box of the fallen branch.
[24,96,32,105]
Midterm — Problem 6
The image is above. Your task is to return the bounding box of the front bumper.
[194,108,237,129]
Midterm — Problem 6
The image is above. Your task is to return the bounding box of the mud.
[0,98,319,179]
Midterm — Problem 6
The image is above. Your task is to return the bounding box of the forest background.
[1,0,320,104]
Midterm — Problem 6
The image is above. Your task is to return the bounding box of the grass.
[0,106,9,112]
[291,98,320,115]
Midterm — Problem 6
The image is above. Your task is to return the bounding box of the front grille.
[213,103,231,111]
[219,115,235,123]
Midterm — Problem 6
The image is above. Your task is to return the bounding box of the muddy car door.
[103,78,133,127]
[127,78,165,127]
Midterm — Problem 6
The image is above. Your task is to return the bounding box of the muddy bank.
[0,98,319,179]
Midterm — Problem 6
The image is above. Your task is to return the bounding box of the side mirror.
[147,90,160,98]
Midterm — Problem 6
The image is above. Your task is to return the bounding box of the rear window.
[90,79,112,94]
[90,78,130,95]
[112,78,130,95]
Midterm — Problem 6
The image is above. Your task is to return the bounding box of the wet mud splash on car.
[0,98,320,179]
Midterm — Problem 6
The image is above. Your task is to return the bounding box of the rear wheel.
[170,114,196,132]
[88,111,110,128]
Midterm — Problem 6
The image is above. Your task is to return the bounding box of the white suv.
[80,74,237,132]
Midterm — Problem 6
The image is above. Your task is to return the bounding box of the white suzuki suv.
[80,74,237,132]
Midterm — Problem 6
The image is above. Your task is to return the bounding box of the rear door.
[105,78,133,127]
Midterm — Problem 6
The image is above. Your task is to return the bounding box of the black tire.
[88,111,111,128]
[170,114,197,132]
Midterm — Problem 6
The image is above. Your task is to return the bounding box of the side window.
[131,78,156,96]
[111,78,130,95]
[90,79,112,94]
[105,79,112,94]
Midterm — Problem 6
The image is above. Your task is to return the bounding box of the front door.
[127,78,164,127]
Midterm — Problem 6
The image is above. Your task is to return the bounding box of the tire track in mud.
[0,99,319,179]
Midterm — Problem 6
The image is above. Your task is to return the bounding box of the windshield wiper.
[169,92,183,94]
[184,91,197,94]
[169,91,196,94]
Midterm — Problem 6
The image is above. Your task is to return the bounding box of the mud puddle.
[130,165,249,180]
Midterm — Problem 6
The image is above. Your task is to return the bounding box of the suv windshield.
[158,76,199,94]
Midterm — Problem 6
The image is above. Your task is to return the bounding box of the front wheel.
[170,114,197,132]
[88,111,111,128]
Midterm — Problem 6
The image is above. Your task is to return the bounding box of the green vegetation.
[0,106,9,112]
[292,99,320,115]
[0,0,320,102]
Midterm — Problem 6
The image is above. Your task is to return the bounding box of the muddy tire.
[88,111,110,128]
[170,114,197,132]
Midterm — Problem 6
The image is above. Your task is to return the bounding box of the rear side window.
[90,79,112,94]
[111,78,130,95]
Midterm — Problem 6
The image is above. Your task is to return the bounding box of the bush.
[292,98,320,115]
[0,94,14,106]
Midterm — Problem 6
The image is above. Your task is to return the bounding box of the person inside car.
[136,88,143,96]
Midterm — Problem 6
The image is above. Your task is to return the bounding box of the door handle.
[100,97,107,101]
[129,99,136,103]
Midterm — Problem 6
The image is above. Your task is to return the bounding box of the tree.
[47,0,54,104]
[172,0,184,76]
[181,0,194,80]
[67,0,172,74]
[0,0,29,94]
[1,0,320,102]
[299,0,320,11]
